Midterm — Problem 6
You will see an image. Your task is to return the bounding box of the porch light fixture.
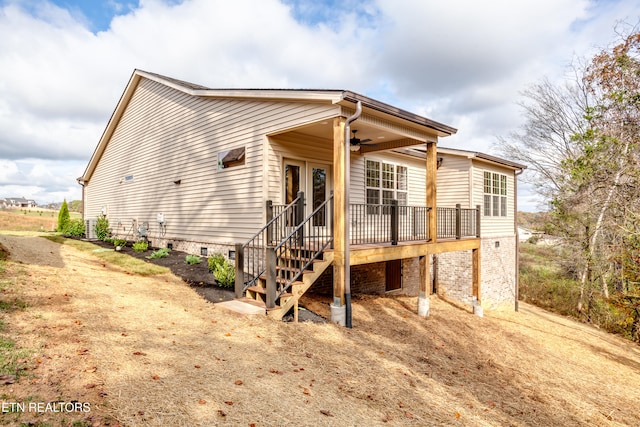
[349,144,360,152]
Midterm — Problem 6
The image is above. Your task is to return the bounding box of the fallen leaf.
[217,410,227,417]
[85,366,97,373]
[74,320,82,325]
[151,374,160,380]
[320,410,334,417]
[269,369,283,375]
[133,351,147,356]
[234,380,243,385]
[405,412,413,418]
[194,365,201,369]
[224,401,233,406]
[121,333,128,337]
[77,349,89,356]
[198,399,206,405]
[303,388,312,395]
[225,333,231,337]
[85,383,97,389]
[455,412,461,419]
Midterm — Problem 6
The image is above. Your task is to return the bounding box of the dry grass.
[0,234,639,426]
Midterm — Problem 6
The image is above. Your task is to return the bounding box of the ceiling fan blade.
[359,138,374,144]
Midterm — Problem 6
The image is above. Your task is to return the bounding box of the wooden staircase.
[242,247,333,320]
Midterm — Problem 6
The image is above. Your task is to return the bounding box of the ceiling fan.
[349,130,373,151]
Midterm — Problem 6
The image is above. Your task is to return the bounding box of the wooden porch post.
[332,117,347,307]
[426,142,437,242]
[472,247,481,303]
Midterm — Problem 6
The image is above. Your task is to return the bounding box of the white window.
[366,160,408,213]
[483,172,508,217]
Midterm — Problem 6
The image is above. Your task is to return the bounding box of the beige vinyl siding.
[436,154,472,208]
[471,160,516,236]
[85,78,338,244]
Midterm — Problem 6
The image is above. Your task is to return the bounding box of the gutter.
[344,100,362,329]
[514,168,524,312]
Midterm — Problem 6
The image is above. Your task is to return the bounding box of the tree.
[498,28,640,315]
[57,199,70,233]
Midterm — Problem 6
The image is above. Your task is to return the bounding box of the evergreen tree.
[57,199,70,233]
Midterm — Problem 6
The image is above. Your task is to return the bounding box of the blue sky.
[1,0,639,210]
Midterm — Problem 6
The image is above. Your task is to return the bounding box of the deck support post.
[426,142,437,242]
[472,247,481,304]
[331,116,347,325]
[418,255,431,317]
[234,243,244,299]
[266,246,277,309]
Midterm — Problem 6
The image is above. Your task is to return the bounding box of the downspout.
[344,101,362,328]
[514,168,524,312]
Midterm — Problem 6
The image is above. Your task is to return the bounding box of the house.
[1,197,37,208]
[78,69,525,325]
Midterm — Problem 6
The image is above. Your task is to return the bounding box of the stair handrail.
[236,193,303,295]
[270,193,334,301]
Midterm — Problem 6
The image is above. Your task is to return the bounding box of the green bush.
[57,199,70,232]
[208,253,235,288]
[148,248,171,259]
[64,219,86,237]
[185,254,202,265]
[132,241,148,252]
[113,238,127,248]
[95,216,110,241]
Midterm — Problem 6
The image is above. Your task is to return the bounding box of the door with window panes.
[283,159,331,235]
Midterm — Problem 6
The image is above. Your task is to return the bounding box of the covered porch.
[236,98,482,324]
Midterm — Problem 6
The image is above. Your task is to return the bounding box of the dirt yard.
[1,234,639,426]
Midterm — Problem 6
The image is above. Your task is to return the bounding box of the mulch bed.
[89,239,235,303]
[86,239,327,322]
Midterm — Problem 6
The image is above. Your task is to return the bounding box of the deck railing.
[234,192,303,298]
[437,204,480,239]
[350,202,431,245]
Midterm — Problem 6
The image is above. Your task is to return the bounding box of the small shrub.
[113,238,127,248]
[208,253,235,288]
[132,241,148,252]
[148,248,171,259]
[185,254,202,265]
[95,216,110,241]
[207,253,226,273]
[64,218,86,237]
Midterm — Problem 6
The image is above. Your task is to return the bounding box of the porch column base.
[418,296,430,317]
[472,298,484,317]
[330,303,346,326]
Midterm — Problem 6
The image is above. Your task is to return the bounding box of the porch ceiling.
[284,120,425,150]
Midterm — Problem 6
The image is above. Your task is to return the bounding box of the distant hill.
[518,211,549,231]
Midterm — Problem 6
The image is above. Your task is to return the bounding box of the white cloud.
[0,0,639,208]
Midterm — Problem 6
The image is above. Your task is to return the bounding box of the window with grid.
[366,160,408,214]
[483,171,508,217]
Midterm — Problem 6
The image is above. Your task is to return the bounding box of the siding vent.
[495,241,500,248]
[200,247,208,256]
[167,243,173,250]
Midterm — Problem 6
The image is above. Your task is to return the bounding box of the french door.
[283,159,331,235]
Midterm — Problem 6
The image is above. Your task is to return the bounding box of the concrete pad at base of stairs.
[216,300,266,316]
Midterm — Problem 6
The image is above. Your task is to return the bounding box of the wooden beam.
[420,255,431,297]
[359,138,424,153]
[348,238,480,265]
[472,248,481,303]
[332,117,347,305]
[426,142,437,241]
